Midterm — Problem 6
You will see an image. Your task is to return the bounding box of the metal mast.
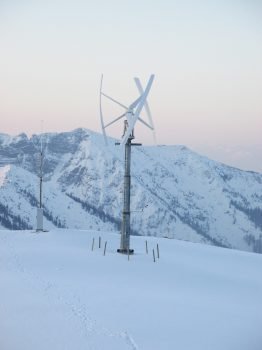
[36,131,44,231]
[39,148,43,209]
[120,129,133,252]
[99,74,155,254]
[117,120,141,254]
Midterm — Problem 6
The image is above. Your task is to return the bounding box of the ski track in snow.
[0,232,138,350]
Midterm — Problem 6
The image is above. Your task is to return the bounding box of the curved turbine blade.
[137,117,154,130]
[104,112,126,128]
[99,74,108,145]
[101,92,128,110]
[129,95,142,110]
[120,74,154,146]
[134,76,157,144]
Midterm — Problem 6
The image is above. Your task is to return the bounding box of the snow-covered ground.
[0,229,262,350]
[1,128,262,253]
[0,164,10,187]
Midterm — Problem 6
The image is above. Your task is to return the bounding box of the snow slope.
[0,229,262,350]
[0,164,10,187]
[0,128,261,253]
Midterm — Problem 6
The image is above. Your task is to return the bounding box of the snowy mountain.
[0,128,261,253]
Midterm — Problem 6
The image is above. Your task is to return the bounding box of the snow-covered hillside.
[0,128,261,253]
[0,229,261,350]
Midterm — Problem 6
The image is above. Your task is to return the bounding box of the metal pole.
[153,249,156,262]
[36,150,44,231]
[39,151,43,209]
[117,121,141,255]
[103,241,107,256]
[118,136,133,254]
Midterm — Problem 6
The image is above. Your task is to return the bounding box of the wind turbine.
[32,122,46,232]
[36,133,44,231]
[100,74,155,254]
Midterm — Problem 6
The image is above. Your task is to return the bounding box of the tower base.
[36,207,44,231]
[117,248,134,255]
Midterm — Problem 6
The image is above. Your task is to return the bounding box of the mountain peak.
[0,128,261,253]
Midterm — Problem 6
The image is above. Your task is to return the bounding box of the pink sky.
[0,0,261,171]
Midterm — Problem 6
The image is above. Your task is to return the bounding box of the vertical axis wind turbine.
[100,74,155,254]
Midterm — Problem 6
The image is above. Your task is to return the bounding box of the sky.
[0,0,261,172]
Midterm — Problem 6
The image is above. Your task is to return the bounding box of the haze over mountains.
[0,128,261,253]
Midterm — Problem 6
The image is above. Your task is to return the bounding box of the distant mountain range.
[0,128,261,253]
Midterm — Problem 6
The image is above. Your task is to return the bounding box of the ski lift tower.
[99,74,155,254]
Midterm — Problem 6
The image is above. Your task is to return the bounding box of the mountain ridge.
[0,128,261,253]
